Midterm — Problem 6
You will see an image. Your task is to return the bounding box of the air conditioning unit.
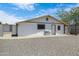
[44,30,50,35]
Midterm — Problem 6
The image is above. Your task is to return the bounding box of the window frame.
[37,24,45,30]
[58,25,61,30]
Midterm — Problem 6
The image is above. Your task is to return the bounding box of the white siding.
[56,24,64,35]
[17,16,66,36]
[51,24,56,35]
[45,24,51,34]
[30,16,58,23]
[18,23,52,36]
[18,23,43,36]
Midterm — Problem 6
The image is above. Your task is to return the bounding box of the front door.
[51,24,56,35]
[55,24,64,35]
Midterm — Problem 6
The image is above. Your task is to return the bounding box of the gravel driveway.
[0,36,79,56]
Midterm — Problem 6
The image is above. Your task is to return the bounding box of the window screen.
[37,24,45,30]
[58,25,61,30]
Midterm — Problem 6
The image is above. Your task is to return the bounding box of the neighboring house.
[69,24,79,34]
[0,23,16,37]
[16,15,68,37]
[69,20,79,35]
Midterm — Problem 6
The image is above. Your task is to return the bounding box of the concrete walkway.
[0,34,69,39]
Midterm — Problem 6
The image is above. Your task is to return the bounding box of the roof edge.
[16,15,68,25]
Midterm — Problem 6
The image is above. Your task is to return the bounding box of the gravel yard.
[0,35,79,56]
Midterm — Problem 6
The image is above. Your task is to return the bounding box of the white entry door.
[51,24,56,35]
[56,24,64,35]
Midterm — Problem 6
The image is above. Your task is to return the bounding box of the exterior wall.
[55,24,64,35]
[69,25,79,34]
[0,24,3,36]
[3,24,10,32]
[45,24,51,34]
[18,23,52,36]
[0,24,16,37]
[18,23,65,36]
[51,24,56,35]
[30,16,58,23]
[12,25,16,35]
[17,16,66,36]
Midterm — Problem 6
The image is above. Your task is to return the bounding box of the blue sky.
[0,3,79,24]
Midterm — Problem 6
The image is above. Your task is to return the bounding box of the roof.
[17,15,68,26]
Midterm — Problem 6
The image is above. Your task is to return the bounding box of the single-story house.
[0,15,68,37]
[16,15,68,37]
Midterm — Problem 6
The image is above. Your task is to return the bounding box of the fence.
[69,25,79,34]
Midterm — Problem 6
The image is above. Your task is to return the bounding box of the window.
[46,18,48,21]
[37,24,45,30]
[58,25,61,30]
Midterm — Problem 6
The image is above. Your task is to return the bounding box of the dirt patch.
[0,36,79,56]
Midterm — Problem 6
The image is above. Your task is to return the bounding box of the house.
[16,15,68,37]
[0,23,16,37]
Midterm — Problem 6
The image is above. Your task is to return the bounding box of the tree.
[57,7,79,25]
[57,7,79,34]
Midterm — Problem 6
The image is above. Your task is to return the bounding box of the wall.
[18,22,52,36]
[30,16,58,23]
[55,24,64,35]
[51,24,56,35]
[3,24,10,32]
[69,25,79,34]
[17,16,65,36]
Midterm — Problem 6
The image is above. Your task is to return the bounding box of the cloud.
[13,3,36,11]
[0,10,23,24]
[75,4,79,7]
[63,4,79,11]
[35,8,59,16]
